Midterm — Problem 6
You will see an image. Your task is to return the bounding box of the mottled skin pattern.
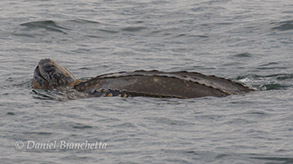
[32,59,253,98]
[32,59,80,89]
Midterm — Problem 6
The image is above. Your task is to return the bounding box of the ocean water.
[1,0,293,163]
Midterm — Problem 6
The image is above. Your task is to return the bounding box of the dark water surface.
[1,0,293,163]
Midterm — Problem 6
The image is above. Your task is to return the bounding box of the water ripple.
[121,26,148,32]
[233,52,253,58]
[20,20,69,34]
[72,123,93,129]
[272,20,293,31]
[237,73,293,91]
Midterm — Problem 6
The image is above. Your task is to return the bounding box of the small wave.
[256,62,288,70]
[272,20,293,31]
[259,83,290,90]
[6,112,15,115]
[233,52,253,58]
[32,88,89,101]
[68,19,100,24]
[20,20,69,34]
[237,73,293,91]
[174,33,208,39]
[121,26,148,32]
[246,73,293,80]
[32,90,58,100]
[2,77,32,90]
[259,62,279,67]
[99,29,119,34]
[147,117,194,126]
[23,131,53,136]
[72,123,93,129]
[251,156,293,164]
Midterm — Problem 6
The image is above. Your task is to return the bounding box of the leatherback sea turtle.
[32,59,253,99]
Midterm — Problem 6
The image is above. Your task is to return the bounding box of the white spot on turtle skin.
[123,93,128,98]
[153,77,159,82]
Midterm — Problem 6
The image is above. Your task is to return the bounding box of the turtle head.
[32,59,80,89]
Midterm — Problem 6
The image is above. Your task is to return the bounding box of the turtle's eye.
[44,64,56,73]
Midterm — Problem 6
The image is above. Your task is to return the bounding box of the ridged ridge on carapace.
[73,70,253,98]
